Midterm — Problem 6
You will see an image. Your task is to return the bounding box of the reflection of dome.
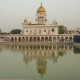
[37,3,46,13]
[24,18,27,23]
[38,68,46,74]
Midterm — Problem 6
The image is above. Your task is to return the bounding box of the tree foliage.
[10,29,22,34]
[0,32,10,35]
[58,25,67,34]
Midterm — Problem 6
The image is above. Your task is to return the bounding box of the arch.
[65,37,68,42]
[33,37,36,42]
[69,37,72,42]
[22,37,25,42]
[49,37,52,42]
[41,37,44,42]
[61,37,64,42]
[15,37,17,42]
[57,37,60,42]
[18,37,21,42]
[53,37,56,42]
[37,37,40,42]
[26,37,28,42]
[45,37,48,42]
[11,37,14,42]
[30,37,33,42]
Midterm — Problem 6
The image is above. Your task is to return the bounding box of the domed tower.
[24,18,28,24]
[36,2,47,25]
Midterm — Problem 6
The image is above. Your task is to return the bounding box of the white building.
[22,3,58,36]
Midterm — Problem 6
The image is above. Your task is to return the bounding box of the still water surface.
[0,44,80,80]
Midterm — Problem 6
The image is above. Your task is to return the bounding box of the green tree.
[58,25,67,34]
[10,29,22,34]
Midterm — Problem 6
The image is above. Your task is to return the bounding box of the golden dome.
[37,3,46,13]
[24,18,27,23]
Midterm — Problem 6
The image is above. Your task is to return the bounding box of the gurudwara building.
[23,3,58,36]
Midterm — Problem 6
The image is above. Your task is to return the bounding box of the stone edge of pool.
[0,79,31,80]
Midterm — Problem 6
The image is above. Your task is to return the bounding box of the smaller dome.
[24,18,27,23]
[29,21,32,24]
[53,20,58,25]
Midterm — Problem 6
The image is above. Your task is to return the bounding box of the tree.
[10,29,22,34]
[58,25,67,34]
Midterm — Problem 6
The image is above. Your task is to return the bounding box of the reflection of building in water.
[10,45,74,63]
[10,44,74,52]
[10,44,74,77]
[23,47,58,77]
[10,44,74,64]
[73,46,80,54]
[0,45,9,52]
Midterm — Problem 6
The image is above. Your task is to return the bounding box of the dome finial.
[41,2,42,6]
[24,18,27,23]
[37,2,46,13]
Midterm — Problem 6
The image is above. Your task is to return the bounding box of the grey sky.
[0,0,80,32]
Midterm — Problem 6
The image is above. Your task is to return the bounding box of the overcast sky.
[0,0,80,32]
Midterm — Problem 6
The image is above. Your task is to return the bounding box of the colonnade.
[10,35,74,43]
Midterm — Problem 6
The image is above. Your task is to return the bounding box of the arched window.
[26,30,28,32]
[39,30,41,34]
[44,30,46,32]
[52,29,54,32]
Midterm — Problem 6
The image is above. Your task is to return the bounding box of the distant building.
[68,28,80,35]
[0,29,2,33]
